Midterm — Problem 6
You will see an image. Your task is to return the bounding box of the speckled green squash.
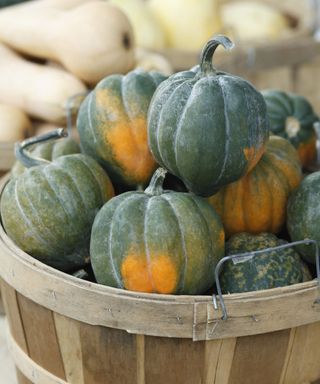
[11,137,80,176]
[220,232,310,294]
[77,68,166,187]
[287,171,320,264]
[0,131,114,271]
[148,36,269,196]
[90,168,225,295]
[262,89,319,167]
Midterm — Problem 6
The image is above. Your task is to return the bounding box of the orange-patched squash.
[90,168,225,294]
[208,136,302,238]
[77,68,167,188]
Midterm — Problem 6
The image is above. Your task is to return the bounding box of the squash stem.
[200,35,234,74]
[145,168,167,196]
[15,128,68,168]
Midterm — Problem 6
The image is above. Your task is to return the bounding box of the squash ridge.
[143,197,156,292]
[14,177,53,250]
[215,76,230,184]
[160,193,188,293]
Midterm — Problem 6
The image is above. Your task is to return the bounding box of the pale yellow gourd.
[0,1,135,84]
[135,48,173,76]
[221,1,290,42]
[0,104,32,142]
[110,0,166,50]
[0,43,87,123]
[148,0,222,51]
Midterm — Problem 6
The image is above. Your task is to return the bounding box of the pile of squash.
[1,33,319,297]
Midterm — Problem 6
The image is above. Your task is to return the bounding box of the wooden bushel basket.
[1,175,320,384]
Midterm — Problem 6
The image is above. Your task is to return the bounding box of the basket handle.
[214,239,320,320]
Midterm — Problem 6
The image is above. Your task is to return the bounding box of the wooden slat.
[136,335,145,384]
[144,336,204,384]
[202,338,236,384]
[156,38,320,72]
[279,328,297,384]
[7,331,66,384]
[228,329,292,384]
[0,279,28,353]
[281,322,320,384]
[80,323,137,384]
[246,67,294,94]
[54,313,84,384]
[212,338,237,384]
[202,340,224,384]
[16,368,33,384]
[17,294,66,380]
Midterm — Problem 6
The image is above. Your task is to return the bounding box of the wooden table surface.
[0,314,18,384]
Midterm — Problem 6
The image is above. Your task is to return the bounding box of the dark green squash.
[220,232,310,294]
[287,171,320,264]
[262,89,319,168]
[0,129,114,271]
[90,168,225,294]
[147,35,270,196]
[0,0,30,7]
[11,136,80,176]
[77,68,167,187]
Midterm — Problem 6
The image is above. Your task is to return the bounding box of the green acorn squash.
[90,168,225,294]
[287,171,320,264]
[220,232,310,294]
[262,89,319,168]
[0,129,114,271]
[77,68,167,188]
[147,35,269,196]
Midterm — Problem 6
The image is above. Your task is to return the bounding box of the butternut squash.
[0,104,32,142]
[0,1,135,84]
[135,48,173,76]
[0,43,87,123]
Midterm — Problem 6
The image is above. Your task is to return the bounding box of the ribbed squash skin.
[148,69,269,196]
[220,232,310,294]
[262,89,319,167]
[77,69,166,187]
[90,173,225,294]
[11,137,80,176]
[208,136,302,238]
[1,154,114,271]
[287,171,320,264]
